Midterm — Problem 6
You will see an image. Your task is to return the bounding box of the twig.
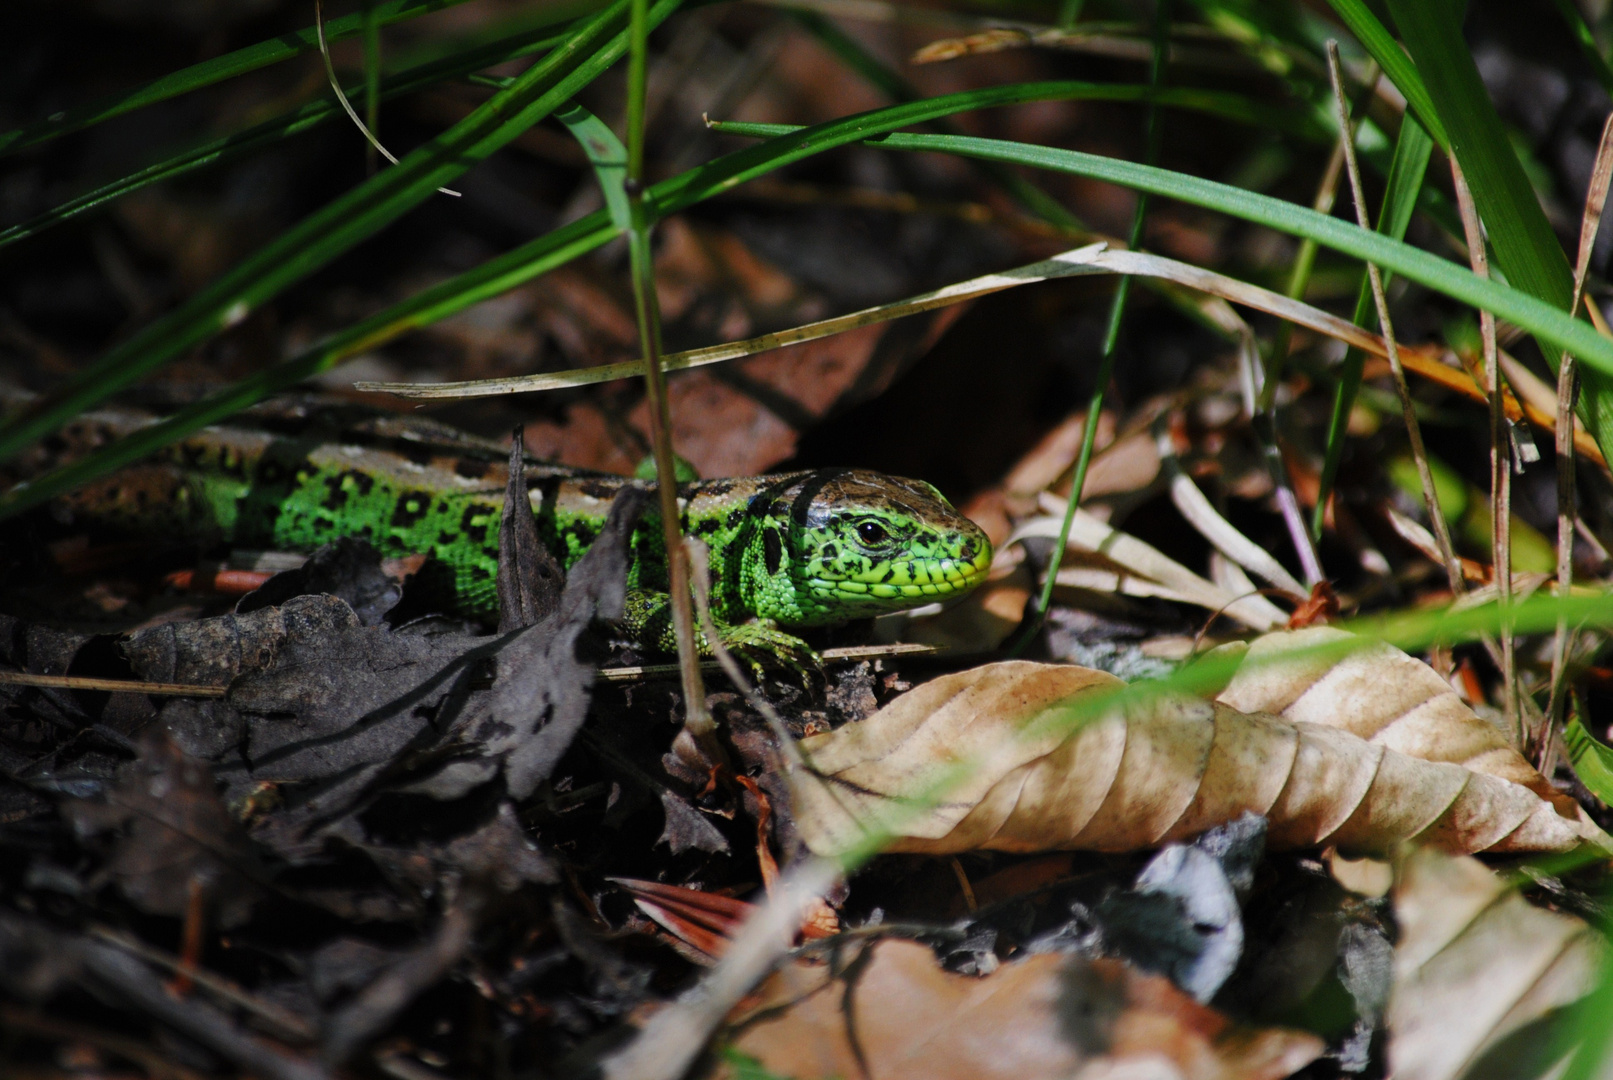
[621,0,717,769]
[0,671,227,696]
[1326,42,1462,594]
[88,926,317,1043]
[1547,112,1613,743]
[1451,161,1517,741]
[594,642,939,682]
[684,540,805,773]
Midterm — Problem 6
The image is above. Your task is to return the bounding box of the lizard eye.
[855,520,889,546]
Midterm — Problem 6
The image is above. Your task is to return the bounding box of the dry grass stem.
[1450,161,1518,742]
[1326,42,1462,596]
[1548,111,1613,736]
[313,0,459,196]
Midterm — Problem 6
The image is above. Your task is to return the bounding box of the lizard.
[4,395,994,665]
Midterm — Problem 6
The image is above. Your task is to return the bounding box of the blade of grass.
[0,0,508,157]
[1385,0,1613,469]
[0,79,1337,516]
[1015,0,1172,654]
[11,83,1613,517]
[1452,160,1516,731]
[0,0,681,466]
[1549,0,1613,100]
[353,243,1521,402]
[0,20,581,252]
[714,120,1613,376]
[363,0,384,174]
[555,104,631,231]
[1313,111,1435,535]
[1321,0,1447,146]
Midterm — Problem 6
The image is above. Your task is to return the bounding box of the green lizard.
[13,397,994,662]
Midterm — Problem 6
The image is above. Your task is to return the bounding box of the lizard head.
[750,468,994,625]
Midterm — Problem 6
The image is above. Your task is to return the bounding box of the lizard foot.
[717,620,821,689]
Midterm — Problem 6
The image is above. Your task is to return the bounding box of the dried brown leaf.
[789,662,1610,858]
[720,938,1323,1080]
[1387,847,1605,1080]
[68,730,263,926]
[1213,628,1566,800]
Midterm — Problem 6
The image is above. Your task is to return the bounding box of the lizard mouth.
[810,542,994,603]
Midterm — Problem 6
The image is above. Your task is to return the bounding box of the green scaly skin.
[16,398,994,664]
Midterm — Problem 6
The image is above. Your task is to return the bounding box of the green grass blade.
[1549,0,1613,99]
[1322,0,1448,147]
[362,0,384,172]
[1315,112,1435,533]
[0,211,618,520]
[4,78,1586,516]
[555,103,631,232]
[0,22,577,253]
[0,0,683,466]
[2,78,1282,516]
[0,0,515,157]
[716,120,1613,376]
[1565,714,1613,806]
[1385,0,1613,465]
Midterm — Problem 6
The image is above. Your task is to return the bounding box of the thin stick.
[594,642,938,682]
[1451,161,1516,740]
[685,540,804,773]
[1327,42,1462,594]
[622,0,715,766]
[0,670,227,696]
[1548,112,1613,738]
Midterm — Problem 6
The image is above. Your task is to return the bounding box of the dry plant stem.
[0,671,227,696]
[313,0,459,196]
[1548,112,1613,734]
[685,539,804,773]
[622,0,713,764]
[1327,43,1462,595]
[1451,161,1517,742]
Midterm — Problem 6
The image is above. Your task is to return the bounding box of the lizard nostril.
[959,541,977,562]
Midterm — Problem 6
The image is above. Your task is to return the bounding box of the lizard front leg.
[618,589,820,680]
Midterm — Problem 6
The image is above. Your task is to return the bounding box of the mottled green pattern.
[47,407,994,656]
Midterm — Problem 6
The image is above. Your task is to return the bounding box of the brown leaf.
[1213,628,1568,801]
[68,730,263,926]
[721,939,1322,1080]
[788,662,1611,858]
[1387,847,1605,1080]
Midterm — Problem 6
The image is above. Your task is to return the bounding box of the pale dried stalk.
[1450,161,1517,742]
[1153,415,1307,598]
[1548,112,1613,739]
[313,0,459,197]
[1327,42,1462,595]
[685,539,802,772]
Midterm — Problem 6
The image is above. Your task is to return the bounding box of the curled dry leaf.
[720,938,1323,1080]
[1212,627,1572,802]
[1387,847,1605,1080]
[789,662,1611,858]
